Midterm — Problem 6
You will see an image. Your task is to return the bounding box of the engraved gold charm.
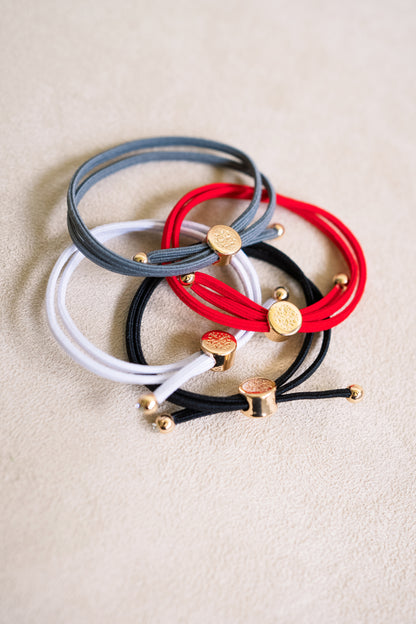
[206,225,242,265]
[200,330,237,371]
[238,377,277,418]
[266,300,302,342]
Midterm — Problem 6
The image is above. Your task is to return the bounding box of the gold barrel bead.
[200,330,237,372]
[239,377,277,418]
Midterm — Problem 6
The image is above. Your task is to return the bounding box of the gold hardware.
[266,300,302,341]
[334,273,349,289]
[200,330,237,371]
[179,273,195,287]
[238,377,277,418]
[273,286,289,301]
[133,252,148,263]
[154,414,175,433]
[206,225,242,266]
[347,384,364,403]
[137,392,158,414]
[269,223,285,238]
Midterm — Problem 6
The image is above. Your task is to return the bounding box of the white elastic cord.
[152,296,262,404]
[46,219,263,399]
[148,354,215,407]
[264,298,275,309]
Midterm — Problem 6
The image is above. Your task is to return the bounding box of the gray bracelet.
[67,136,277,277]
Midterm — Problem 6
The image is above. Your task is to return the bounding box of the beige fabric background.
[1,0,416,622]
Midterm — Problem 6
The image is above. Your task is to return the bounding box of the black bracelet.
[126,242,351,429]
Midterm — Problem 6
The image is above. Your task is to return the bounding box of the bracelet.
[160,183,366,337]
[67,137,279,278]
[127,242,363,432]
[46,218,263,392]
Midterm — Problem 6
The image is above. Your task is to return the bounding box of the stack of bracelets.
[47,136,366,433]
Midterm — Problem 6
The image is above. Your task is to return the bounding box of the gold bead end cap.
[136,392,158,415]
[200,330,237,371]
[266,300,302,342]
[206,225,242,266]
[133,252,148,264]
[179,273,195,287]
[269,223,285,238]
[347,384,364,403]
[153,414,175,433]
[333,273,349,288]
[273,286,289,301]
[238,377,277,418]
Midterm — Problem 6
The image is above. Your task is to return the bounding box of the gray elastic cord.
[69,152,277,268]
[67,137,276,277]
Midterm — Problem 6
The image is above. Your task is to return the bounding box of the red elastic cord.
[161,184,366,333]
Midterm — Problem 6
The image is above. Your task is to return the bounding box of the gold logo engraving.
[201,330,237,355]
[268,301,302,336]
[240,378,276,395]
[206,225,242,256]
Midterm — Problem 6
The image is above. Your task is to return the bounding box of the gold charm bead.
[347,384,364,403]
[268,223,285,238]
[266,300,302,342]
[154,414,175,433]
[273,286,289,301]
[334,273,349,288]
[239,377,277,418]
[200,330,237,372]
[206,225,242,266]
[133,252,148,263]
[179,273,195,287]
[137,392,158,414]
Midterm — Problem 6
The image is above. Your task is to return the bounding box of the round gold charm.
[238,377,277,418]
[266,301,302,341]
[206,225,242,265]
[200,330,237,371]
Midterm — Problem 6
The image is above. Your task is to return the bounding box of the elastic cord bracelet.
[127,242,363,432]
[46,219,263,391]
[160,183,366,336]
[67,137,279,277]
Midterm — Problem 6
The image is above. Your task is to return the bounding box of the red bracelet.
[161,184,366,336]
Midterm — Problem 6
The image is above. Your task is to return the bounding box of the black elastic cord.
[126,242,351,424]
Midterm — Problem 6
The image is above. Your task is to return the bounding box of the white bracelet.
[46,219,262,403]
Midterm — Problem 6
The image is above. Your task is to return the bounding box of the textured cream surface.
[1,1,416,622]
